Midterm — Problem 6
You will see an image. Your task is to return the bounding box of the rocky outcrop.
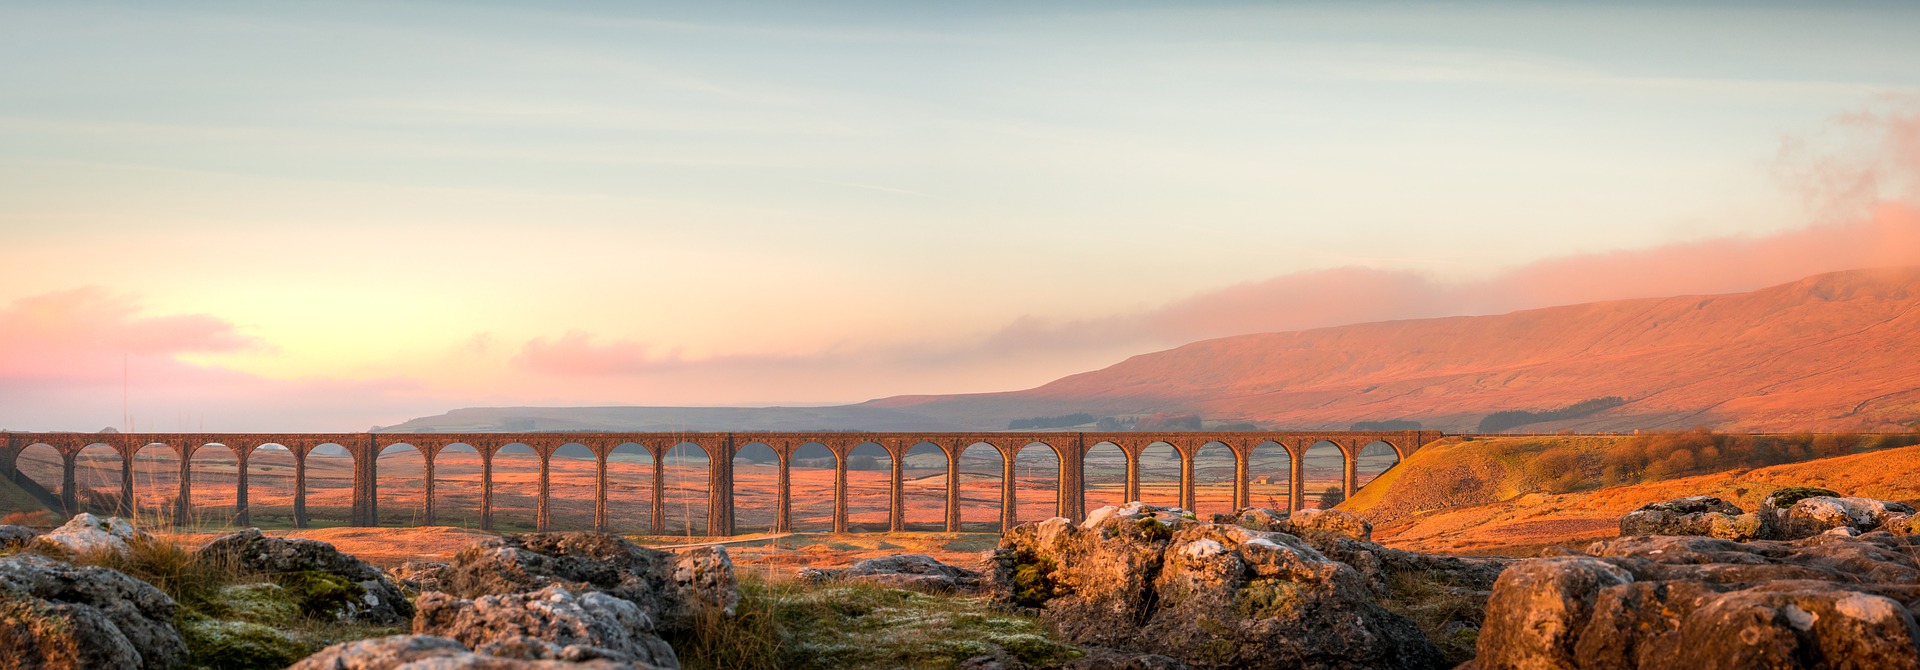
[0,524,36,548]
[1474,532,1920,668]
[32,514,153,557]
[0,552,187,670]
[1778,496,1917,538]
[799,554,982,593]
[288,634,647,669]
[1286,508,1374,542]
[195,527,411,624]
[1618,496,1766,541]
[388,560,451,594]
[443,532,736,634]
[415,585,678,668]
[988,503,1443,669]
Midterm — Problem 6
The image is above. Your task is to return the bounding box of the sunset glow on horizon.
[5,2,1920,431]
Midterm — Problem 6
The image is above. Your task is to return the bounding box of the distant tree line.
[1008,413,1098,430]
[1476,397,1627,433]
[1350,420,1423,431]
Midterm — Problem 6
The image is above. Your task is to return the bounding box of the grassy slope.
[1348,438,1920,555]
[0,475,56,520]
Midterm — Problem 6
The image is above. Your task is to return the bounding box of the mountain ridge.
[388,266,1920,434]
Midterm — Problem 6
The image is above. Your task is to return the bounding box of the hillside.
[394,267,1920,433]
[1351,438,1920,555]
[874,266,1920,432]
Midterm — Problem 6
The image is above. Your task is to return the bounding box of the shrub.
[1009,549,1060,608]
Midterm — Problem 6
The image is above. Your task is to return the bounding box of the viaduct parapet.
[1,430,1445,535]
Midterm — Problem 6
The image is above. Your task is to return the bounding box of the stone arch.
[1192,441,1237,516]
[433,443,484,529]
[845,442,893,532]
[375,442,426,527]
[901,442,946,531]
[1247,440,1293,511]
[604,442,653,534]
[545,442,596,531]
[1353,440,1401,491]
[1302,440,1347,509]
[304,442,354,527]
[490,442,541,532]
[731,441,779,534]
[1137,441,1181,506]
[660,442,710,537]
[6,442,64,522]
[787,442,835,533]
[1011,441,1061,524]
[186,441,241,527]
[245,443,299,528]
[74,442,124,516]
[1083,440,1128,511]
[125,442,182,524]
[956,442,1003,531]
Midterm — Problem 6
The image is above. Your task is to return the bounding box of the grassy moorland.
[1347,431,1920,554]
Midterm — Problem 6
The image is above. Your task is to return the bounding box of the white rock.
[1181,538,1228,559]
[34,513,154,557]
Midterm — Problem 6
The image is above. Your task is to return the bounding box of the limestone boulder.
[799,554,982,593]
[388,560,451,594]
[1474,532,1920,668]
[1618,496,1769,541]
[415,585,678,668]
[0,552,187,670]
[1761,486,1843,511]
[988,503,1442,669]
[289,634,647,669]
[443,532,737,634]
[1286,508,1374,542]
[0,524,36,548]
[195,527,411,624]
[1779,496,1916,538]
[32,514,153,557]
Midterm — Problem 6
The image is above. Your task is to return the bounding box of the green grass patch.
[671,576,1081,670]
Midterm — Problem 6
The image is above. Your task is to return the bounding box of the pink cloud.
[0,287,257,382]
[514,330,677,376]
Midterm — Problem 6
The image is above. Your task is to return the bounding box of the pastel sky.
[4,1,1920,431]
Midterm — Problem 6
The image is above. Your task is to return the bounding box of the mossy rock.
[1133,516,1174,542]
[1009,549,1059,608]
[1235,578,1308,619]
[209,583,299,625]
[181,616,306,670]
[276,570,365,619]
[1763,487,1842,510]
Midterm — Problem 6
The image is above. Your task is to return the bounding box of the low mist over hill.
[390,267,1920,434]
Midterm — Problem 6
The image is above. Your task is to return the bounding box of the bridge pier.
[999,449,1016,531]
[1233,450,1250,510]
[293,453,307,528]
[593,456,609,533]
[649,454,664,534]
[536,453,551,532]
[1179,450,1196,511]
[888,452,905,532]
[1342,444,1359,502]
[944,449,960,532]
[775,452,792,533]
[235,453,250,527]
[480,454,495,531]
[832,456,849,533]
[422,452,436,527]
[175,449,192,526]
[1290,448,1306,512]
[708,438,733,537]
[60,452,77,516]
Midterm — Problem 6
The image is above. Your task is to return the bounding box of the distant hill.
[393,267,1920,434]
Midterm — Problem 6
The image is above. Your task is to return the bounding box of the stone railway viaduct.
[2,430,1445,535]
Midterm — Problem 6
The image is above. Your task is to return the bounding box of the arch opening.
[376,443,425,527]
[1137,442,1181,506]
[490,443,541,532]
[788,442,835,533]
[303,443,354,527]
[1354,440,1401,491]
[1012,442,1060,524]
[130,443,182,525]
[545,443,597,531]
[661,443,711,537]
[604,443,653,534]
[1192,442,1236,516]
[845,442,893,532]
[75,443,124,517]
[432,444,483,529]
[5,443,64,525]
[1083,441,1127,511]
[902,442,946,531]
[244,444,297,528]
[956,443,1003,532]
[188,443,241,529]
[1247,441,1292,511]
[732,442,778,534]
[1303,440,1347,509]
